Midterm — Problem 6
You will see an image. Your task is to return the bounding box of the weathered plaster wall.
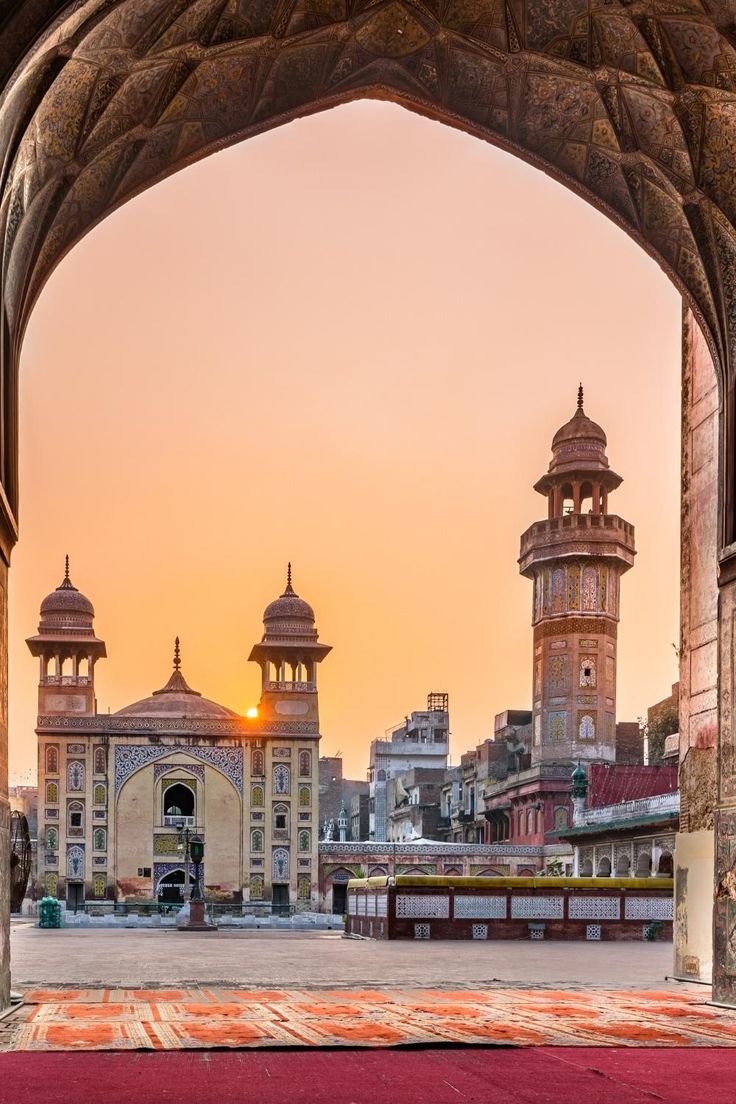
[202,767,241,897]
[677,306,719,982]
[115,767,154,899]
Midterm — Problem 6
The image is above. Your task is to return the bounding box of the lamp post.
[178,832,217,932]
[176,821,192,902]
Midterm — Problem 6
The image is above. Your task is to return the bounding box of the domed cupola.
[248,564,332,726]
[37,556,96,636]
[533,385,622,513]
[26,557,106,718]
[262,565,317,643]
[115,638,237,720]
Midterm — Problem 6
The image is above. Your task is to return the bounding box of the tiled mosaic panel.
[453,895,507,920]
[396,895,450,919]
[472,924,488,940]
[569,896,620,920]
[511,896,564,920]
[625,897,673,921]
[586,925,602,940]
[414,923,430,940]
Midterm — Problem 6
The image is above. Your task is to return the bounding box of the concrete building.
[386,768,446,841]
[350,792,369,842]
[318,756,368,841]
[33,562,328,912]
[368,694,449,841]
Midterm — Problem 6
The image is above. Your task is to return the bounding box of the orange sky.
[8,100,681,783]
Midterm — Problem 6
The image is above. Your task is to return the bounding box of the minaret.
[248,564,331,726]
[26,557,106,715]
[518,387,635,766]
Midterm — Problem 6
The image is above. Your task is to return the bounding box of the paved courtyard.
[10,921,686,990]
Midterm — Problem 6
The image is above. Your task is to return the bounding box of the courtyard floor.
[10,922,682,989]
[4,926,736,1101]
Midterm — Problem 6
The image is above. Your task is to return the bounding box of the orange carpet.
[2,987,736,1051]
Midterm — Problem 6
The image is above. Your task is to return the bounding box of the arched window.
[45,746,58,774]
[272,848,289,881]
[298,830,310,852]
[615,853,631,877]
[67,801,84,835]
[67,760,85,791]
[526,809,535,834]
[250,829,264,853]
[66,845,84,879]
[93,747,105,775]
[579,858,593,877]
[273,803,289,832]
[299,785,311,808]
[658,851,674,876]
[250,874,264,900]
[93,784,105,806]
[252,749,265,776]
[554,807,568,831]
[299,750,311,777]
[251,784,264,807]
[93,875,106,898]
[45,827,58,850]
[163,782,195,822]
[635,850,652,876]
[582,567,599,611]
[579,714,595,740]
[273,764,290,795]
[579,657,596,687]
[297,875,310,900]
[93,828,106,851]
[46,781,58,804]
[597,856,611,877]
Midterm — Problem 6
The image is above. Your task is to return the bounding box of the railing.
[319,841,544,855]
[582,791,679,825]
[266,681,315,692]
[162,815,195,827]
[40,675,91,686]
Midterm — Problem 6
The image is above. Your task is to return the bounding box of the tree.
[640,702,679,765]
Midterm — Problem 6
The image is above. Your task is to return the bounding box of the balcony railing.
[41,675,92,686]
[266,681,315,692]
[163,814,195,827]
[581,791,679,825]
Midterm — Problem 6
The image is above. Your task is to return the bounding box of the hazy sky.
[8,100,681,783]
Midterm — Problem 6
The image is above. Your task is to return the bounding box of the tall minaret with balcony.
[248,564,331,726]
[518,388,635,766]
[26,557,106,716]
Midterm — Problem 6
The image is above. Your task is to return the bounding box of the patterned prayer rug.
[3,987,736,1051]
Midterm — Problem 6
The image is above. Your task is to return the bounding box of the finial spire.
[64,554,70,580]
[577,383,584,411]
[173,636,181,671]
[287,562,292,588]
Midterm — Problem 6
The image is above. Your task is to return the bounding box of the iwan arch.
[0,0,734,1003]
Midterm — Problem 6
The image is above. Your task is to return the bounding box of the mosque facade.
[31,565,328,911]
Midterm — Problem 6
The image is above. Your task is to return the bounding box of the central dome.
[114,638,237,720]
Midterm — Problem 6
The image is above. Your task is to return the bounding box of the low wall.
[346,876,673,941]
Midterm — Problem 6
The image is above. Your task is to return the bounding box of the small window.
[275,813,287,830]
[70,812,82,828]
[137,867,151,878]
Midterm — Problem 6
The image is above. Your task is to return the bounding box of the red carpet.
[1,1048,735,1103]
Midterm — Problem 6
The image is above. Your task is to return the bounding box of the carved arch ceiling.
[2,1,736,414]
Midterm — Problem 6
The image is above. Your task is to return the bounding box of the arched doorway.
[1,0,736,1005]
[157,869,196,905]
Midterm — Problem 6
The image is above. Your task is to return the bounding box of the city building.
[32,562,328,912]
[350,792,369,841]
[386,767,446,841]
[368,694,449,840]
[318,756,368,840]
